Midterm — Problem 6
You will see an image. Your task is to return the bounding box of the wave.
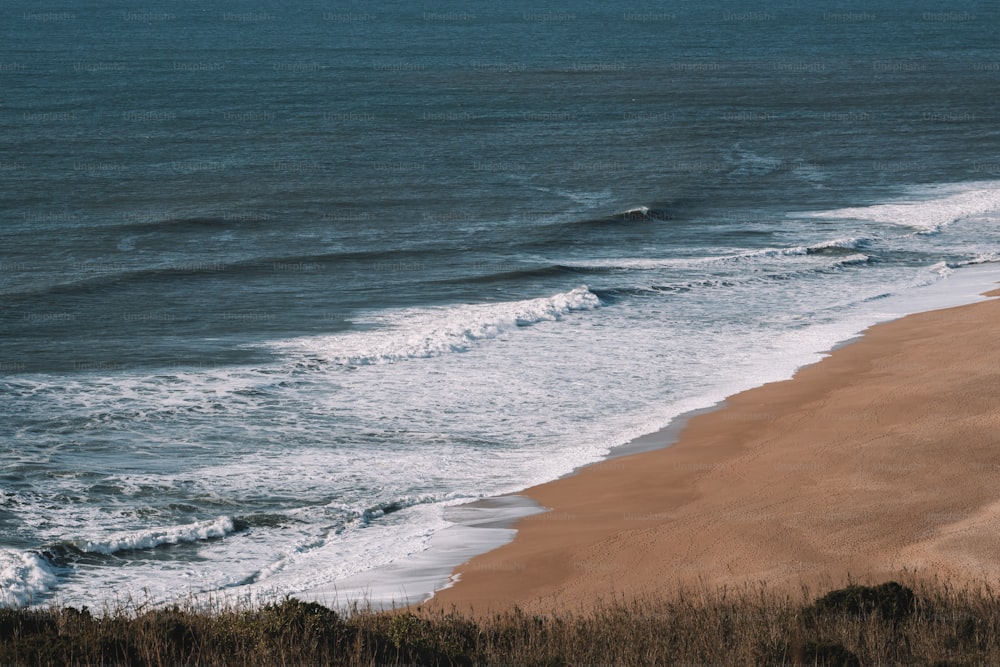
[73,516,236,556]
[617,206,672,222]
[271,286,600,366]
[835,253,873,266]
[804,237,875,255]
[929,261,953,277]
[0,548,59,608]
[932,253,1000,271]
[956,252,1000,267]
[356,494,448,527]
[573,205,674,226]
[114,214,276,234]
[804,181,1000,234]
[438,264,593,285]
[560,238,874,272]
[725,237,874,262]
[1,247,443,300]
[589,253,873,302]
[235,513,301,529]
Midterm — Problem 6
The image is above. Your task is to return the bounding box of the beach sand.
[427,289,1000,614]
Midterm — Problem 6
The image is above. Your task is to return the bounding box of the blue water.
[2,0,1000,608]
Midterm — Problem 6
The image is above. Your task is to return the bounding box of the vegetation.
[2,580,999,665]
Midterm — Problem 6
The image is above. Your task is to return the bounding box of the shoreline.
[425,277,1000,614]
[300,496,545,610]
[292,263,1000,613]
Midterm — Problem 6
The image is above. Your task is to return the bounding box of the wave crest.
[273,286,601,366]
[0,549,59,608]
[75,516,236,555]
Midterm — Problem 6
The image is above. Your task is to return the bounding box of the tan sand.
[427,289,1000,614]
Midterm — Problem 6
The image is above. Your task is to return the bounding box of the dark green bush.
[807,581,916,622]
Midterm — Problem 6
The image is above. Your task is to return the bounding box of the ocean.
[2,0,1000,609]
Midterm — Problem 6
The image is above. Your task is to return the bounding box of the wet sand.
[427,289,1000,614]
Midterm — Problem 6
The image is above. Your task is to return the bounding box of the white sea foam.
[806,236,875,252]
[734,237,874,261]
[0,549,58,608]
[726,245,812,261]
[562,237,874,271]
[805,181,1000,233]
[929,261,952,276]
[953,252,1000,267]
[272,286,600,365]
[77,516,235,555]
[837,253,872,266]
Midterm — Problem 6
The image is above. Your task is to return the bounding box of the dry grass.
[2,579,998,665]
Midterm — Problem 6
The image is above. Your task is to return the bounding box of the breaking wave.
[271,286,601,366]
[74,516,237,555]
[0,549,59,608]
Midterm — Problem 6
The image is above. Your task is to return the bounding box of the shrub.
[807,581,916,623]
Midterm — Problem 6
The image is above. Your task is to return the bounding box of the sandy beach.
[428,289,1000,614]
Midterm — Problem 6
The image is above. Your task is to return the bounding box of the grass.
[2,579,999,665]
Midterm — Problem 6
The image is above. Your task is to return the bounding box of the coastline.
[425,278,1000,614]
